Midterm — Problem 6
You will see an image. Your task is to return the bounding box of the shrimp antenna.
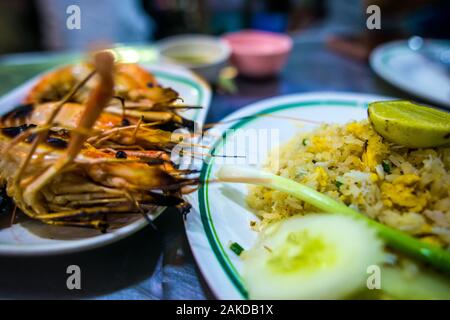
[113,96,127,122]
[203,113,322,129]
[178,149,246,159]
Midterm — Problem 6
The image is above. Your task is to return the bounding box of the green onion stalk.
[217,165,450,275]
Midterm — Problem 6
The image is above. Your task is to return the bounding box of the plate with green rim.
[0,63,211,256]
[184,92,392,299]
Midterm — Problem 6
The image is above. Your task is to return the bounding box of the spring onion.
[230,242,245,256]
[382,160,391,174]
[216,165,450,275]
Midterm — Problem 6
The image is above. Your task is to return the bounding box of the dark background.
[0,0,449,54]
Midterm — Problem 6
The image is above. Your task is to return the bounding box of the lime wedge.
[368,100,450,148]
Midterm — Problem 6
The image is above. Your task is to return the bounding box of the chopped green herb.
[302,138,308,146]
[335,180,343,189]
[230,242,244,256]
[382,160,391,174]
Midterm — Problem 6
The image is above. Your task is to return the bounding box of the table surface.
[0,38,418,300]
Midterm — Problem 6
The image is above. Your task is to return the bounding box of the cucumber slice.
[243,214,385,299]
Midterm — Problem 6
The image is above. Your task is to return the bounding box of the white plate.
[185,92,392,299]
[370,39,450,108]
[0,63,211,256]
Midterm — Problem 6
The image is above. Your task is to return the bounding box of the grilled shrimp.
[1,59,198,151]
[0,52,198,230]
[1,102,186,151]
[24,62,159,104]
[24,60,195,128]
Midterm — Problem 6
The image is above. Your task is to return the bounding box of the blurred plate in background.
[370,39,450,108]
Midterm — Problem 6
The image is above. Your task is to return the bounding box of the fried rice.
[247,120,450,248]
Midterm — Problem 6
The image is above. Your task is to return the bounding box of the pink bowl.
[222,30,292,78]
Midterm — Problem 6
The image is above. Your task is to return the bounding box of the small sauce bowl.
[222,30,293,78]
[156,35,231,82]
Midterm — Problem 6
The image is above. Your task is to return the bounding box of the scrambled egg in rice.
[247,121,450,247]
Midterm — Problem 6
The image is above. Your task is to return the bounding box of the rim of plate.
[0,63,211,256]
[188,92,392,299]
[370,39,450,108]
